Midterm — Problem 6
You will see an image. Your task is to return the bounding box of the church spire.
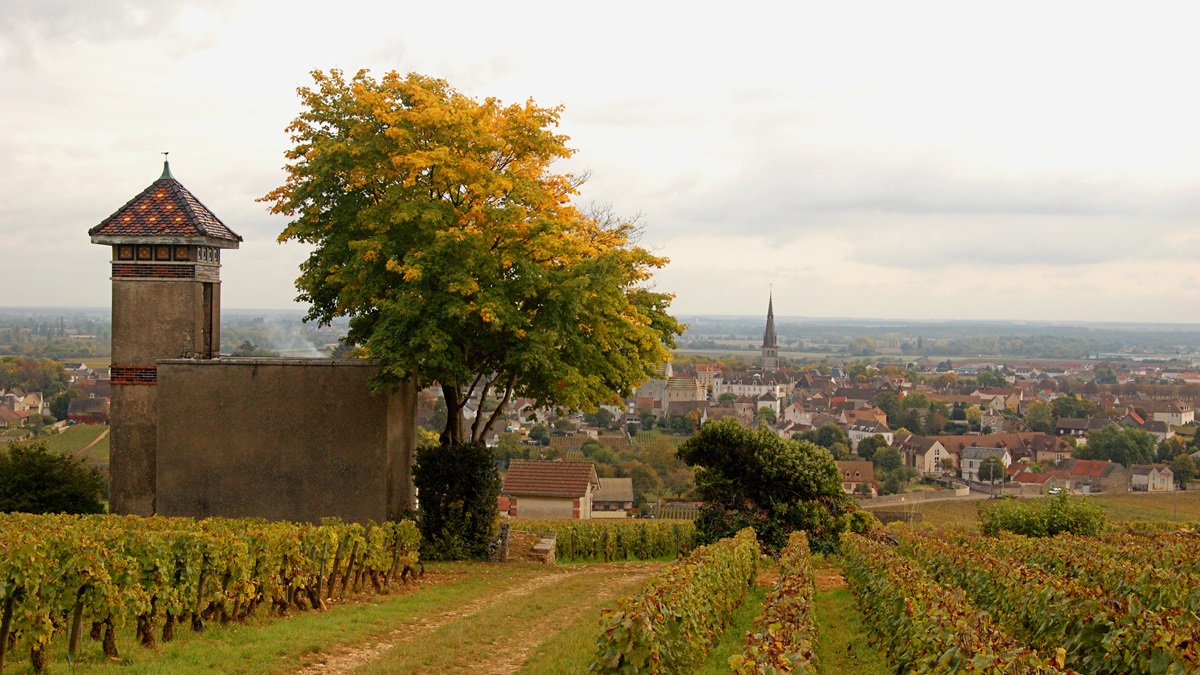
[761,293,779,372]
[763,293,777,349]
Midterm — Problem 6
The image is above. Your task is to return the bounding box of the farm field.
[870,489,1200,528]
[9,423,109,458]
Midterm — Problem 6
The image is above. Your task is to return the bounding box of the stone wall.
[155,358,415,523]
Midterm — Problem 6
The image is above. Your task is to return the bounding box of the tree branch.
[476,372,518,444]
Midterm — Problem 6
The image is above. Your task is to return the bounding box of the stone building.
[90,161,416,522]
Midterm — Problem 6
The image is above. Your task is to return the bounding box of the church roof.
[762,295,778,348]
[89,161,242,246]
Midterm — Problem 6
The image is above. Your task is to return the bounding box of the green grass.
[696,581,767,673]
[1092,490,1200,522]
[812,557,888,675]
[75,428,110,464]
[10,424,108,455]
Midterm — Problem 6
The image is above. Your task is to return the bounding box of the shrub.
[977,492,1106,537]
[413,442,501,560]
[0,442,106,514]
[678,419,852,554]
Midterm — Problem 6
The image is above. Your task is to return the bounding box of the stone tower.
[89,160,242,515]
[761,294,779,372]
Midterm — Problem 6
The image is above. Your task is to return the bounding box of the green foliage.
[516,519,694,562]
[842,533,1067,673]
[1050,394,1097,420]
[977,455,1005,483]
[878,466,918,496]
[678,418,852,554]
[413,442,501,560]
[48,388,83,421]
[872,446,902,472]
[728,531,819,674]
[528,423,550,446]
[264,69,682,445]
[0,357,70,397]
[974,369,1008,387]
[0,442,106,514]
[755,406,777,424]
[977,493,1107,538]
[591,528,758,673]
[1169,453,1197,488]
[796,422,854,449]
[229,340,281,357]
[855,434,888,461]
[1023,400,1055,433]
[1073,425,1156,467]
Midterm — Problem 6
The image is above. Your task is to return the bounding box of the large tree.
[678,418,853,554]
[1074,425,1156,467]
[264,70,682,444]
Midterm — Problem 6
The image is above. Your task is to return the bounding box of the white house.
[961,446,1012,483]
[847,420,893,451]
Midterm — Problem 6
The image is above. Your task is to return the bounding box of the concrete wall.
[513,496,576,519]
[109,278,218,515]
[155,358,415,523]
[112,280,217,363]
[108,385,157,515]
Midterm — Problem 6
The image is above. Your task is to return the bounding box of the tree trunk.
[102,618,119,659]
[0,595,13,673]
[441,384,465,445]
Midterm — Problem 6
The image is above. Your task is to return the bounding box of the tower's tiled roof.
[89,162,241,243]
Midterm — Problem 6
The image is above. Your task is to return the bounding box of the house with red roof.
[501,460,600,519]
[1053,458,1131,493]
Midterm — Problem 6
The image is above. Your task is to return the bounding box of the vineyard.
[845,524,1200,674]
[8,510,1200,673]
[515,519,695,562]
[0,514,419,673]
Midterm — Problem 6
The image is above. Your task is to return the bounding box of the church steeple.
[761,293,779,372]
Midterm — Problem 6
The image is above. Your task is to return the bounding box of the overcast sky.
[3,1,1199,323]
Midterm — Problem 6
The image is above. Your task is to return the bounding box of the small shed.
[502,460,600,519]
[592,477,634,518]
[68,397,110,425]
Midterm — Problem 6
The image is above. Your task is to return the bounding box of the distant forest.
[3,308,1199,361]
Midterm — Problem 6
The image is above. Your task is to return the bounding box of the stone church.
[89,161,416,523]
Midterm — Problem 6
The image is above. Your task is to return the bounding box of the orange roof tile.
[502,460,599,498]
[89,162,241,244]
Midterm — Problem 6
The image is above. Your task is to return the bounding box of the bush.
[678,418,852,554]
[977,493,1106,537]
[413,442,501,560]
[0,442,106,514]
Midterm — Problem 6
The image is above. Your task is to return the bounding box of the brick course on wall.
[110,364,158,385]
[112,263,197,279]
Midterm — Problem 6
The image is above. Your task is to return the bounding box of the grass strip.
[697,583,767,674]
[359,563,658,674]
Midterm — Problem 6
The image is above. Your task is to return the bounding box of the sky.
[3,1,1199,323]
